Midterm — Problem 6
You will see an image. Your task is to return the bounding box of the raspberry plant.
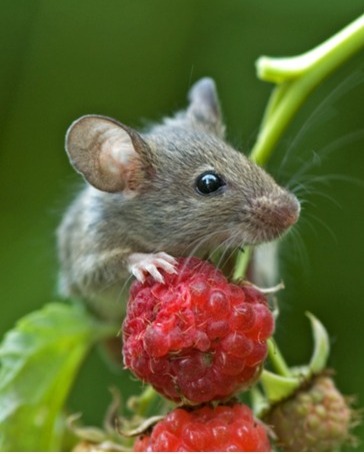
[0,13,363,452]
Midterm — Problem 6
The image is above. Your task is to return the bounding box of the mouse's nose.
[251,192,300,233]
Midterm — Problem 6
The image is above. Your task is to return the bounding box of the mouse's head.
[65,78,299,252]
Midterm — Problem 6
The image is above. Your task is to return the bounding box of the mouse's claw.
[127,252,177,283]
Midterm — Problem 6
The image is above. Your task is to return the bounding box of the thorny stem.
[234,13,364,281]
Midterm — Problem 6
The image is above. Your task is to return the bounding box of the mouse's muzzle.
[248,191,300,242]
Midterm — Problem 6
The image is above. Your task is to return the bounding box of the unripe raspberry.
[122,257,274,404]
[134,403,271,452]
[265,374,354,451]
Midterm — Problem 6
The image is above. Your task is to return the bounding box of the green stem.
[232,247,252,281]
[259,83,290,131]
[256,14,364,84]
[133,385,159,417]
[250,14,364,166]
[267,338,291,378]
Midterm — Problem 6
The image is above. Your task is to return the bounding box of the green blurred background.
[1,0,364,448]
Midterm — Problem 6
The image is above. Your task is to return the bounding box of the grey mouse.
[57,78,300,321]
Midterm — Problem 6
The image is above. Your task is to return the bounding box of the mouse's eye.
[195,171,226,195]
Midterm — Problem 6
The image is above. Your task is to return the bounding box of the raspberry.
[134,403,271,452]
[265,374,354,451]
[123,257,274,404]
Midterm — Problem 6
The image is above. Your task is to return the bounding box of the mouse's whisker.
[279,70,364,175]
[285,129,364,192]
[281,225,310,276]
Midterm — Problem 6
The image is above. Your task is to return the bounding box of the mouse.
[57,77,300,322]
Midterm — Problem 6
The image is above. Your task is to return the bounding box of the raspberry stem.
[232,247,252,281]
[267,338,291,378]
[128,385,160,417]
[251,13,364,166]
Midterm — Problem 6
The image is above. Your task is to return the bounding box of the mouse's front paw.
[127,252,177,283]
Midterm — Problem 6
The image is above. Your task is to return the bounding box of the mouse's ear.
[65,115,152,193]
[186,78,225,138]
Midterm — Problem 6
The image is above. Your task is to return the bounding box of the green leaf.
[0,302,116,451]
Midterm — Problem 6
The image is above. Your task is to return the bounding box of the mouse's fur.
[57,78,300,320]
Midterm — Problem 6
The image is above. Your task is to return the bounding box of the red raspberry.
[134,403,271,452]
[123,257,274,404]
